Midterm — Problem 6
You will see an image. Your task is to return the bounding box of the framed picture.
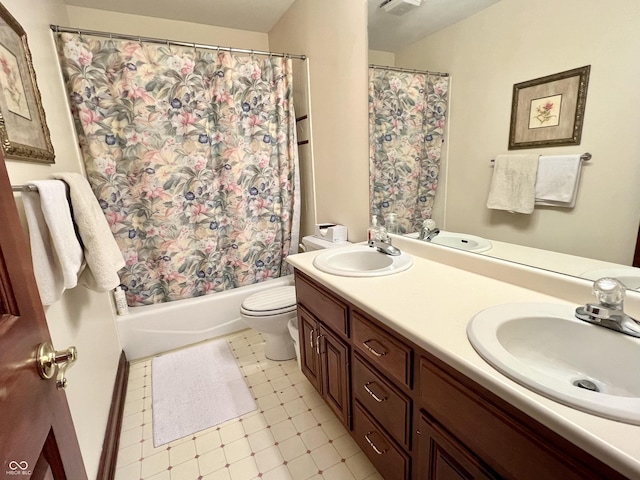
[508,65,590,150]
[0,3,54,163]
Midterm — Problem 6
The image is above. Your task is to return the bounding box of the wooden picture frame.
[508,65,590,150]
[0,3,54,163]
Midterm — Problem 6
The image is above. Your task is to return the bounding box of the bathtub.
[117,275,294,360]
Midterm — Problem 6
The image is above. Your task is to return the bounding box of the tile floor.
[114,329,383,480]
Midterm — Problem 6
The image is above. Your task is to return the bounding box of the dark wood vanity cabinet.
[416,412,498,480]
[295,274,350,427]
[293,270,630,480]
[298,306,322,391]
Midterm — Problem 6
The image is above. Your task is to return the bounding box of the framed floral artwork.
[0,3,54,163]
[508,65,590,150]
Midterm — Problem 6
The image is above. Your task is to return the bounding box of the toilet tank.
[302,235,351,251]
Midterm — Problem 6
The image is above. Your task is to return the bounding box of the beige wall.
[369,49,395,67]
[270,0,369,242]
[3,0,122,477]
[66,6,269,49]
[396,0,640,264]
[292,60,317,239]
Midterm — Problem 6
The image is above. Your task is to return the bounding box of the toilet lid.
[241,286,297,316]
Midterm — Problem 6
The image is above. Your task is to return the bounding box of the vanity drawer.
[352,311,412,388]
[294,272,348,336]
[353,354,411,449]
[352,401,410,480]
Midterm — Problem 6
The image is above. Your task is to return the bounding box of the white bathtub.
[117,275,294,360]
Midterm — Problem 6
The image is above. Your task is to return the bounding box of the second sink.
[467,302,640,424]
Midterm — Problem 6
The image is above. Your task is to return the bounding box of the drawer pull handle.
[363,340,387,357]
[316,335,322,355]
[364,382,386,402]
[364,432,387,455]
[309,329,315,349]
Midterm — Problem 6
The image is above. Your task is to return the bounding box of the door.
[0,152,87,479]
[319,325,350,427]
[416,412,497,480]
[298,306,321,392]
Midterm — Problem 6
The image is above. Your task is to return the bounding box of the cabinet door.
[298,307,321,393]
[416,413,497,480]
[320,325,351,427]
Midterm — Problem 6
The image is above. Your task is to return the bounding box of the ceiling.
[63,0,500,51]
[368,0,500,51]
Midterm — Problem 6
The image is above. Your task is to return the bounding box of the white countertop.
[287,236,640,480]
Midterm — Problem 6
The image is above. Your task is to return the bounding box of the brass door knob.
[36,342,78,389]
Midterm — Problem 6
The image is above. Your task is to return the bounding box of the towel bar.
[11,184,39,192]
[490,152,591,164]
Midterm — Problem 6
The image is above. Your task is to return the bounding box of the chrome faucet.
[575,277,640,338]
[368,239,401,256]
[419,219,440,242]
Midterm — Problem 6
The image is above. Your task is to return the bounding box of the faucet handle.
[423,219,437,231]
[592,277,626,308]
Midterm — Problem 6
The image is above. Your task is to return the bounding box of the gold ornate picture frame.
[508,65,590,150]
[0,3,54,163]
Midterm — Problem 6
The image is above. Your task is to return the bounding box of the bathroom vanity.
[288,237,640,480]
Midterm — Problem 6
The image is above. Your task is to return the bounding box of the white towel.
[52,172,125,292]
[487,154,539,214]
[22,180,84,304]
[534,154,582,208]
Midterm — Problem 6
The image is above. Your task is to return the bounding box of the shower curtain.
[369,68,449,234]
[56,33,299,306]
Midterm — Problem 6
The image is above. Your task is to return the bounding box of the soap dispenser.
[367,215,379,242]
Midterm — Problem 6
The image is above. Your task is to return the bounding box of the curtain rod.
[50,25,307,60]
[369,63,449,77]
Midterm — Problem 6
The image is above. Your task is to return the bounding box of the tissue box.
[314,223,348,243]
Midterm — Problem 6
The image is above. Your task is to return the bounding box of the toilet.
[240,235,351,362]
[240,286,298,361]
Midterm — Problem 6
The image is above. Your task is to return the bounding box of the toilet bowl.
[240,286,298,361]
[241,236,352,363]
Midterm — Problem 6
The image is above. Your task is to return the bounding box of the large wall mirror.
[368,0,640,289]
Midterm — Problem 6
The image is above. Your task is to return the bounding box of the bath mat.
[151,339,256,446]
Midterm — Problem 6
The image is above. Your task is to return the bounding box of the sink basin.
[431,231,492,252]
[581,267,640,290]
[467,302,640,424]
[312,245,413,277]
[407,231,492,252]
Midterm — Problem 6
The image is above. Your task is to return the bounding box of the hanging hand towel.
[26,180,85,305]
[22,185,64,305]
[486,154,539,214]
[52,172,125,292]
[534,154,582,208]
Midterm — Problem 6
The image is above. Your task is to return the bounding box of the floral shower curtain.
[369,68,449,234]
[56,33,299,306]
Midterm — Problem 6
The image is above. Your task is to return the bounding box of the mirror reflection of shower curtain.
[55,33,300,306]
[369,67,449,234]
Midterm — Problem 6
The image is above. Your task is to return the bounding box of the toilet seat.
[240,286,297,317]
